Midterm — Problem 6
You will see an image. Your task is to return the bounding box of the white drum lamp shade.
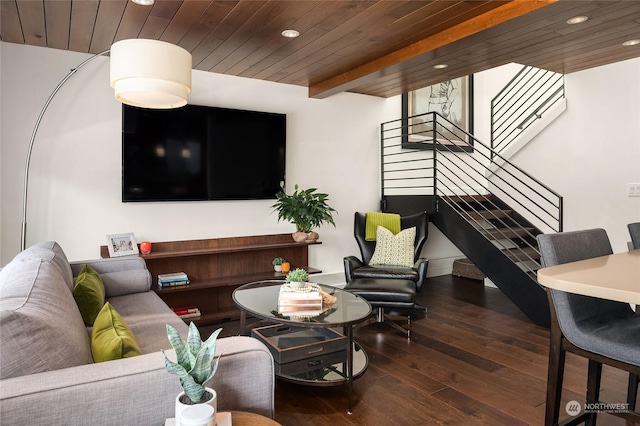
[110,39,192,109]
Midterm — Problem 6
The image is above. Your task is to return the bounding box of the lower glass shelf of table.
[274,342,368,386]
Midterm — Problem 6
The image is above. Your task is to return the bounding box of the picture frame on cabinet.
[106,233,139,257]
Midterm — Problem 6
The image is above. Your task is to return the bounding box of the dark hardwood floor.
[207,275,639,425]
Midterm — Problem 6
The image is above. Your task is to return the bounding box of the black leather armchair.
[343,211,429,292]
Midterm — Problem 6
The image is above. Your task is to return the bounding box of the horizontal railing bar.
[434,136,561,225]
[492,65,535,114]
[433,142,559,231]
[493,72,551,128]
[430,118,562,206]
[493,71,561,137]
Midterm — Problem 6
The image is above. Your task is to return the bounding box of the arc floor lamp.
[20,39,192,251]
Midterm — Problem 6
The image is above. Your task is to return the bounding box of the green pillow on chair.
[73,264,105,325]
[91,302,141,363]
[369,226,416,268]
[365,212,401,241]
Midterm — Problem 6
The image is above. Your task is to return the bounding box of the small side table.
[165,411,280,426]
[229,411,281,425]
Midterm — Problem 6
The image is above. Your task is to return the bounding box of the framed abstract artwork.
[401,75,474,151]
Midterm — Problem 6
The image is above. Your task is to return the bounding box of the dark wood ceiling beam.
[295,1,503,90]
[349,0,581,97]
[308,0,557,99]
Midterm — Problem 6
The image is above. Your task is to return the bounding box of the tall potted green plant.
[163,323,222,424]
[271,182,336,242]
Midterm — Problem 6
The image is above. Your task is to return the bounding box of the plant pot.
[288,281,307,290]
[292,232,308,242]
[175,387,216,426]
[307,231,319,242]
[274,265,282,272]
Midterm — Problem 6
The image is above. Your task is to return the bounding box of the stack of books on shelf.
[158,272,190,288]
[172,306,201,319]
[278,283,324,318]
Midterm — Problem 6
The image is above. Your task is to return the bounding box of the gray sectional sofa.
[0,241,274,425]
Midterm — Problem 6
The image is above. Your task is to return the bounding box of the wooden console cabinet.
[100,234,320,325]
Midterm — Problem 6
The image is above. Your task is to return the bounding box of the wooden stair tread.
[482,227,535,239]
[502,246,540,261]
[446,194,493,203]
[460,209,514,220]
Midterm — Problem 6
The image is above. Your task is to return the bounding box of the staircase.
[380,110,562,328]
[434,193,548,326]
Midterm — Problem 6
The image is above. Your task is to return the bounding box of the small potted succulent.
[285,268,309,290]
[163,323,222,424]
[272,257,286,272]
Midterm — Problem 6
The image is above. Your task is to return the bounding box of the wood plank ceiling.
[2,0,640,99]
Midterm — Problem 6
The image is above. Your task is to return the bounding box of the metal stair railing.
[491,65,564,160]
[381,111,563,274]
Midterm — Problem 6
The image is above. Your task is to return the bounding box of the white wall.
[0,42,388,273]
[511,57,640,251]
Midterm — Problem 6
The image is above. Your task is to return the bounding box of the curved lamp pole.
[20,39,192,251]
[21,50,110,251]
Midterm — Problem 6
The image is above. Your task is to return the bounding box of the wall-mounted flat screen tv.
[122,104,286,202]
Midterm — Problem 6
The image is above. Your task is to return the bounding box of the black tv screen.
[122,104,286,202]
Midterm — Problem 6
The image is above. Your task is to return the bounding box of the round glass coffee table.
[232,280,371,413]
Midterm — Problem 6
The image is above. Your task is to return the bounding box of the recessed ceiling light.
[623,39,640,47]
[132,0,154,5]
[566,16,588,25]
[433,64,448,69]
[281,29,300,38]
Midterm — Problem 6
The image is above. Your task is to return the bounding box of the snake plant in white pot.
[163,323,222,425]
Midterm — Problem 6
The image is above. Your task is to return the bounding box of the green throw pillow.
[369,226,416,268]
[365,212,401,241]
[91,302,141,363]
[73,264,105,325]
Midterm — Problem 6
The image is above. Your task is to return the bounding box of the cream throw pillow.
[369,226,416,268]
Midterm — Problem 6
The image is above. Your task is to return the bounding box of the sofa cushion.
[91,302,141,363]
[73,264,105,325]
[13,241,74,291]
[108,291,188,354]
[0,258,93,379]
